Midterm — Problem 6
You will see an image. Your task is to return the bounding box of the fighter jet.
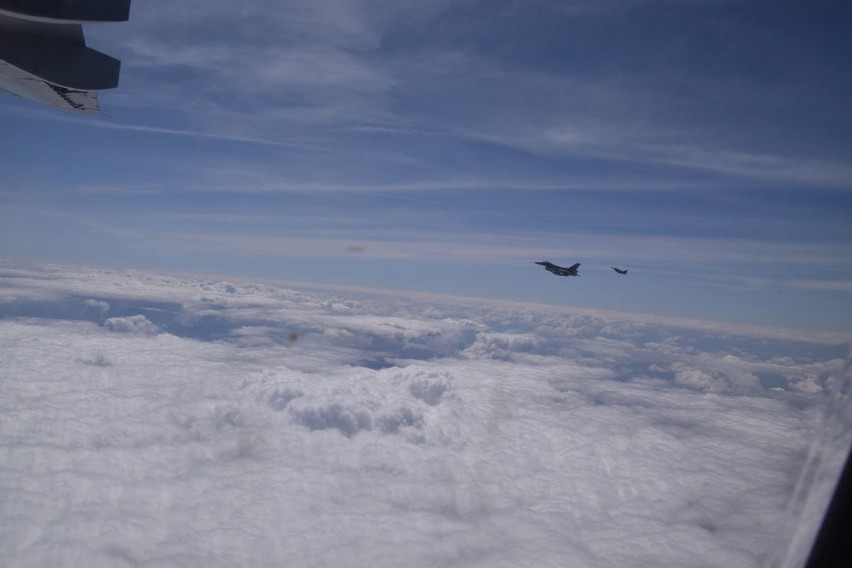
[611,267,628,275]
[535,261,580,277]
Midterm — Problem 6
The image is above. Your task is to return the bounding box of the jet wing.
[0,57,100,112]
[0,1,130,113]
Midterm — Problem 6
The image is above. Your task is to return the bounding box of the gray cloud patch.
[408,376,450,406]
[267,388,303,411]
[76,353,112,367]
[291,403,373,437]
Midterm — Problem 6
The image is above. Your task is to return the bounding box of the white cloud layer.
[1,260,850,567]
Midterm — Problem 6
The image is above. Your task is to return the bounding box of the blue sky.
[1,0,851,331]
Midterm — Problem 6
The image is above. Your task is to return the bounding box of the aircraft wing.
[0,57,100,112]
[0,1,130,113]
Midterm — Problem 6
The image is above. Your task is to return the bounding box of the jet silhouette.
[611,267,628,274]
[535,261,580,277]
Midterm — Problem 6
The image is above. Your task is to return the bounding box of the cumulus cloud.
[671,363,722,392]
[790,375,824,395]
[103,314,160,335]
[84,298,110,316]
[0,261,849,567]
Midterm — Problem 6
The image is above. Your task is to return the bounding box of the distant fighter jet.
[611,267,628,275]
[535,261,580,277]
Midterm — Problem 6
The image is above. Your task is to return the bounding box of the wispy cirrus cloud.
[110,226,852,271]
[77,0,852,190]
[6,203,852,270]
[791,280,852,293]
